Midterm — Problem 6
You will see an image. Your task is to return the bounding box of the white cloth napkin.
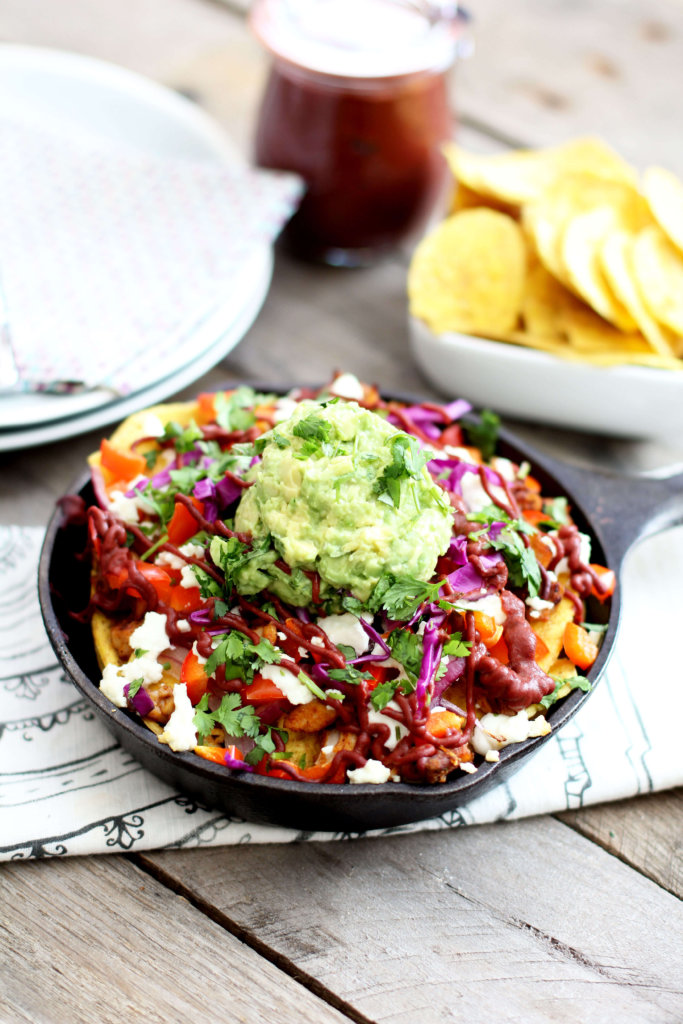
[0,115,302,394]
[1,523,680,860]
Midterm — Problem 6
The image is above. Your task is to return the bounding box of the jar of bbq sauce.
[251,0,470,266]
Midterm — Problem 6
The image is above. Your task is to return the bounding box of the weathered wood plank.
[0,854,353,1024]
[559,787,683,898]
[143,818,683,1023]
[456,0,683,174]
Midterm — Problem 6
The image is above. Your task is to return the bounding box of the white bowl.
[409,316,683,438]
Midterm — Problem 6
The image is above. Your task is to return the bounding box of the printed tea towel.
[1,523,681,860]
[0,114,302,394]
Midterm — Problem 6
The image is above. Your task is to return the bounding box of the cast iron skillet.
[38,386,683,832]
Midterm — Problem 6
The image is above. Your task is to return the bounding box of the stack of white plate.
[0,46,274,451]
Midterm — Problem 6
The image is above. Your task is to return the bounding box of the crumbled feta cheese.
[491,456,516,481]
[179,542,204,559]
[318,612,368,656]
[192,640,207,665]
[159,683,197,751]
[130,612,170,655]
[472,710,551,755]
[484,750,500,762]
[176,619,191,633]
[179,564,199,589]
[455,593,506,625]
[347,759,391,784]
[108,490,142,525]
[261,664,314,704]
[320,730,340,759]
[460,471,508,514]
[140,413,165,438]
[526,595,555,619]
[443,445,478,464]
[459,762,477,773]
[273,396,299,423]
[328,372,365,401]
[156,550,185,569]
[99,610,170,706]
[367,700,409,751]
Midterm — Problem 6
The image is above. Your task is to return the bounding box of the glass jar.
[250,0,471,266]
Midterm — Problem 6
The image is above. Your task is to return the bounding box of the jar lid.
[251,0,467,79]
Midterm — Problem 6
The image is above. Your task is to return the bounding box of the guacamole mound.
[234,400,453,603]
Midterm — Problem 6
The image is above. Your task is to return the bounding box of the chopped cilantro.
[542,496,570,527]
[133,648,148,659]
[463,409,500,462]
[335,643,357,661]
[540,674,591,709]
[386,629,423,681]
[214,387,274,433]
[467,506,541,598]
[126,677,144,699]
[204,630,281,683]
[327,665,372,686]
[442,632,472,657]
[374,433,428,509]
[369,573,443,621]
[370,680,398,711]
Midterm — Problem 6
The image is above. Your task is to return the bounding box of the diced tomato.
[169,584,203,614]
[100,438,146,484]
[367,664,394,688]
[180,649,209,705]
[105,561,173,604]
[439,424,464,447]
[563,622,599,670]
[590,564,616,602]
[167,498,204,546]
[241,674,286,703]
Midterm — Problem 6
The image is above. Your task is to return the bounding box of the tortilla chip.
[408,209,527,336]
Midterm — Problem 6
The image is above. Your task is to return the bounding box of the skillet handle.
[540,458,683,570]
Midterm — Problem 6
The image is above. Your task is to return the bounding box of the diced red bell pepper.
[167,498,205,546]
[100,438,146,484]
[180,649,210,705]
[241,674,285,703]
[105,561,174,604]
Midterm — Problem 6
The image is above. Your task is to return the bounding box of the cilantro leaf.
[214,387,274,433]
[369,573,443,621]
[370,680,399,711]
[374,434,428,509]
[539,674,591,709]
[193,693,216,744]
[442,632,472,657]
[464,409,500,462]
[126,677,144,700]
[386,629,423,681]
[327,666,372,686]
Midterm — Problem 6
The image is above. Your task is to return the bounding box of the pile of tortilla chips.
[408,137,683,368]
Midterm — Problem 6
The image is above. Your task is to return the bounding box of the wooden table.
[1,2,682,1020]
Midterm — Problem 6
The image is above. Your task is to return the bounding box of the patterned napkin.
[1,522,681,860]
[0,115,302,394]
